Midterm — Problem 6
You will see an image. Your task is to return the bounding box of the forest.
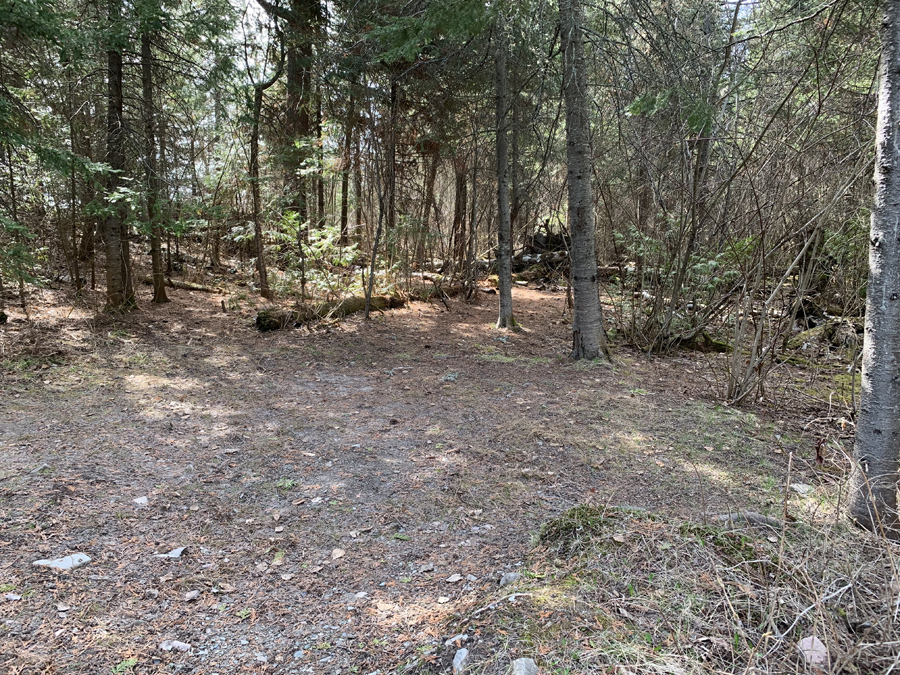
[2,0,900,672]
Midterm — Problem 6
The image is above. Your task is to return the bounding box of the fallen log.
[141,276,218,293]
[256,295,405,331]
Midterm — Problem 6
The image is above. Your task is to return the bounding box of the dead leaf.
[331,548,345,560]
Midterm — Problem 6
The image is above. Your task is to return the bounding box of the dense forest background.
[0,0,878,394]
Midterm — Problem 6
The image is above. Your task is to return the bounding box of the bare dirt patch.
[0,285,855,674]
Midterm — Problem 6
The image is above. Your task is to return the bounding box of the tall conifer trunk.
[561,0,608,359]
[848,0,900,536]
[495,20,516,329]
[104,0,131,309]
[142,29,168,304]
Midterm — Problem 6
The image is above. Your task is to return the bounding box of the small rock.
[790,483,814,496]
[466,574,477,582]
[255,652,268,662]
[437,596,450,604]
[5,593,21,601]
[419,562,434,573]
[155,547,186,559]
[159,640,192,652]
[444,634,468,646]
[184,590,200,601]
[281,573,295,581]
[274,526,284,533]
[293,650,305,659]
[452,648,468,673]
[145,589,159,599]
[133,496,149,506]
[56,603,71,611]
[510,657,539,675]
[331,548,345,560]
[798,636,829,669]
[499,572,521,587]
[446,574,463,583]
[33,553,91,571]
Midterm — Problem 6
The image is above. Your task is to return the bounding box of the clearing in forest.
[0,286,892,674]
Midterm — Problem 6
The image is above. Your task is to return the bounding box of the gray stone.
[510,657,538,675]
[155,547,186,559]
[444,633,468,647]
[33,553,91,571]
[159,640,192,652]
[452,648,469,673]
[499,572,522,587]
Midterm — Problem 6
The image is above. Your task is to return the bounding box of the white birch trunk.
[849,0,900,535]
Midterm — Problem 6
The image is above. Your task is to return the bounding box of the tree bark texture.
[247,41,284,302]
[561,0,608,359]
[451,155,468,271]
[339,100,354,247]
[142,30,169,304]
[849,0,900,536]
[495,22,516,329]
[104,0,131,310]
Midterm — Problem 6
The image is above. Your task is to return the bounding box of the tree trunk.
[451,155,467,272]
[104,0,131,310]
[142,30,169,304]
[247,42,284,302]
[848,0,900,536]
[495,21,516,329]
[340,100,354,247]
[354,132,362,241]
[251,86,272,301]
[419,146,439,268]
[388,78,398,232]
[561,0,608,359]
[315,85,325,229]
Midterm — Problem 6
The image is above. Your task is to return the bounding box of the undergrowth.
[412,506,900,675]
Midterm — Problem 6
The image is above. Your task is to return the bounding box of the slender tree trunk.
[495,21,516,329]
[104,0,130,310]
[849,0,900,536]
[251,86,272,301]
[388,78,398,232]
[142,30,169,304]
[419,146,439,268]
[340,100,354,247]
[316,86,325,228]
[561,0,608,359]
[465,132,479,298]
[354,133,362,241]
[451,155,467,271]
[67,81,82,293]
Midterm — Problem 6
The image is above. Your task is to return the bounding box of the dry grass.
[416,499,900,675]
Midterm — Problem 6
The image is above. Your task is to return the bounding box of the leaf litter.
[0,284,879,673]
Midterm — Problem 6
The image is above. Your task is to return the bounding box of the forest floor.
[0,281,890,675]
